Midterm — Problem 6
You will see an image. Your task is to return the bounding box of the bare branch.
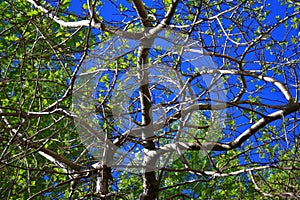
[132,0,153,27]
[149,0,180,35]
[190,68,293,102]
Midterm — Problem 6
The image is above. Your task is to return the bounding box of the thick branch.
[35,145,82,171]
[149,0,180,35]
[136,41,159,200]
[26,0,143,39]
[133,103,300,166]
[133,0,153,27]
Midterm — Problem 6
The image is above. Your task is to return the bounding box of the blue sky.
[36,0,300,198]
[67,0,299,159]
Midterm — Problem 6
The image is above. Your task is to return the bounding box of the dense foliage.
[0,0,299,199]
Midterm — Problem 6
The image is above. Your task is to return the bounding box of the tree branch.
[132,0,153,27]
[189,68,293,102]
[26,0,143,39]
[0,108,82,171]
[133,102,300,167]
[149,0,180,36]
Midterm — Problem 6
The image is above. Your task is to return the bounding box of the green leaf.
[27,10,39,16]
[83,3,88,9]
[291,36,297,44]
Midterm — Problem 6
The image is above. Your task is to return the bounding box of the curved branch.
[149,0,180,35]
[26,0,143,39]
[136,102,300,166]
[190,69,293,102]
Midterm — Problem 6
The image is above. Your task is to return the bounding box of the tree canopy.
[0,0,299,199]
